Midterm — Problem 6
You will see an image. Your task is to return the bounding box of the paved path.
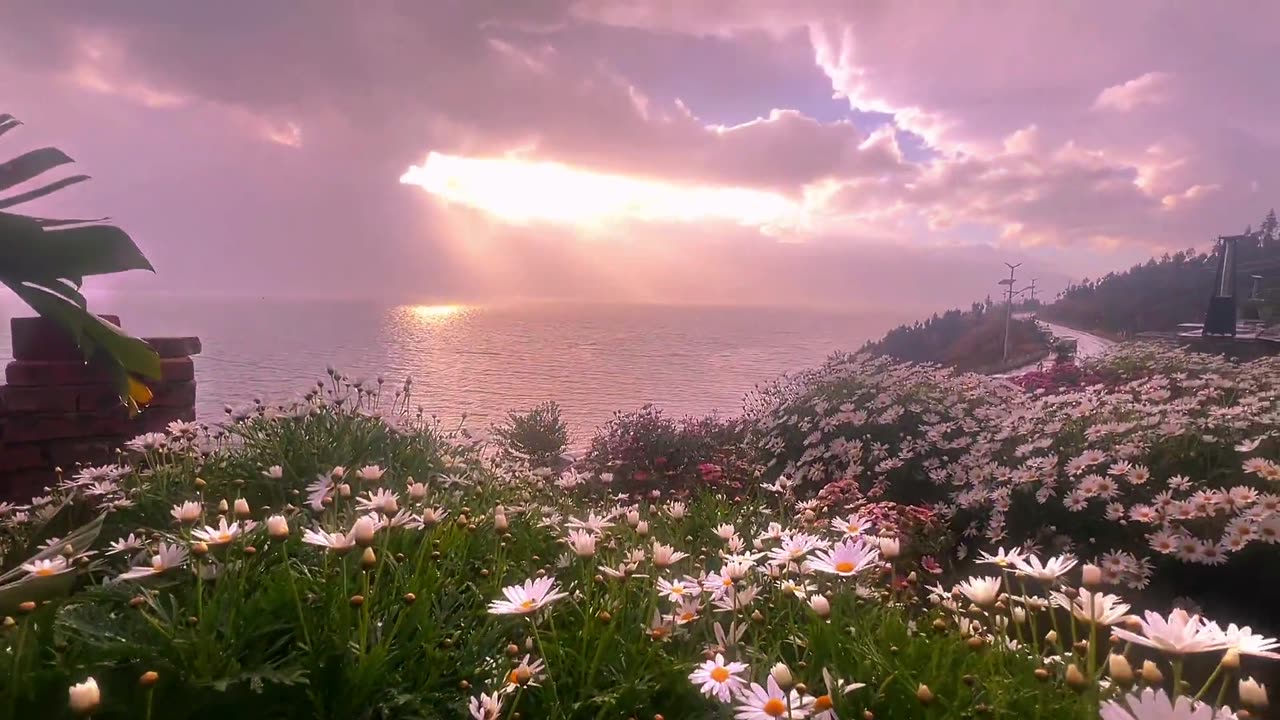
[996,319,1114,376]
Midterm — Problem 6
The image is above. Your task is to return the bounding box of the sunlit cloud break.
[400,152,803,232]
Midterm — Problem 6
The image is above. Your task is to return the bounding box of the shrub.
[577,405,755,497]
[490,401,570,469]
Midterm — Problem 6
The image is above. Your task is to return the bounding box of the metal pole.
[1002,263,1021,364]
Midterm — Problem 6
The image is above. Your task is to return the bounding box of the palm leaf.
[0,146,74,192]
[0,174,91,209]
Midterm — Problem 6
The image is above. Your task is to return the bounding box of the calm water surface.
[1,299,915,436]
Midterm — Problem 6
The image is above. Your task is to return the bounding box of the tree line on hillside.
[861,301,1048,371]
[1041,209,1280,336]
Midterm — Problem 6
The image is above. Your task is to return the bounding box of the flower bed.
[1,349,1276,718]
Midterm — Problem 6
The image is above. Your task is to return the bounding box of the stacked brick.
[0,316,201,501]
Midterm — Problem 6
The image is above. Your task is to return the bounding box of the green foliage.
[0,113,160,402]
[0,401,1097,720]
[863,305,1049,371]
[489,401,570,469]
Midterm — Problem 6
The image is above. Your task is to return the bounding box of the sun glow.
[400,152,802,231]
[409,304,466,322]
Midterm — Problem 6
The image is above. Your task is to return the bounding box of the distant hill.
[1041,209,1280,336]
[861,302,1049,372]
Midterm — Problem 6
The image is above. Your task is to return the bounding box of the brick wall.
[0,316,201,501]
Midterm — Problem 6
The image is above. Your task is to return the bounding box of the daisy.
[813,667,865,720]
[301,528,356,553]
[657,576,702,602]
[263,465,284,479]
[1110,609,1230,655]
[830,514,873,537]
[1051,590,1131,626]
[977,546,1026,569]
[1099,687,1236,720]
[356,465,385,483]
[565,529,597,558]
[807,538,880,577]
[356,488,399,515]
[105,534,146,556]
[171,501,202,524]
[191,518,242,545]
[767,533,828,565]
[502,654,546,691]
[955,576,1001,607]
[777,578,815,598]
[566,513,614,534]
[670,597,703,625]
[468,692,503,720]
[690,653,749,702]
[714,523,737,541]
[118,543,188,580]
[1011,553,1077,582]
[650,540,689,568]
[488,577,569,615]
[22,556,72,577]
[1210,623,1280,659]
[734,676,813,719]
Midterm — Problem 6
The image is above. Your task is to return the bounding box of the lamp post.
[999,262,1022,364]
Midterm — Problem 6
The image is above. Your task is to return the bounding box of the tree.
[1260,208,1278,246]
[0,113,159,410]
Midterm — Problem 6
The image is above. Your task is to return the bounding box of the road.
[996,318,1114,376]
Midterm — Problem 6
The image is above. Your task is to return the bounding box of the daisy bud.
[770,662,794,691]
[408,482,427,501]
[1140,660,1163,686]
[139,671,159,687]
[17,601,36,614]
[915,684,935,704]
[194,477,206,489]
[525,637,534,651]
[267,515,290,539]
[1044,630,1058,645]
[514,664,533,683]
[506,644,520,656]
[1065,664,1088,691]
[794,683,808,696]
[191,542,209,556]
[360,547,377,570]
[1222,648,1241,671]
[1012,607,1027,624]
[234,498,252,519]
[1108,654,1135,688]
[403,593,416,604]
[635,521,649,537]
[60,543,76,558]
[968,636,986,650]
[1033,668,1050,681]
[217,499,229,514]
[1081,564,1102,588]
[809,594,831,619]
[626,510,640,527]
[349,595,364,607]
[596,610,612,623]
[1240,677,1269,711]
[338,483,351,498]
[494,512,509,534]
[68,677,100,714]
[352,516,377,546]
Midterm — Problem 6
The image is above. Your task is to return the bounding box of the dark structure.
[0,316,201,501]
[1203,234,1242,336]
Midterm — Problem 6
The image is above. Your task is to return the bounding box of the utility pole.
[1027,278,1038,305]
[998,262,1022,364]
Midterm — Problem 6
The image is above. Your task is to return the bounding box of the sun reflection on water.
[407,304,468,323]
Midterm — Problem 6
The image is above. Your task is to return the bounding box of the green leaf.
[0,146,74,192]
[0,173,91,209]
[9,282,161,380]
[0,212,153,280]
[0,513,105,615]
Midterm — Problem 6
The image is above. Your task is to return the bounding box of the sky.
[2,1,1277,312]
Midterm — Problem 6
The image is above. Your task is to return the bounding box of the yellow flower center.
[763,698,787,717]
[671,586,684,595]
[835,561,855,573]
[520,599,536,610]
[722,577,733,586]
[507,670,519,684]
[814,695,833,711]
[710,667,731,683]
[34,567,57,577]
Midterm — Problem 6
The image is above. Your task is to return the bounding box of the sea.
[1,298,920,438]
